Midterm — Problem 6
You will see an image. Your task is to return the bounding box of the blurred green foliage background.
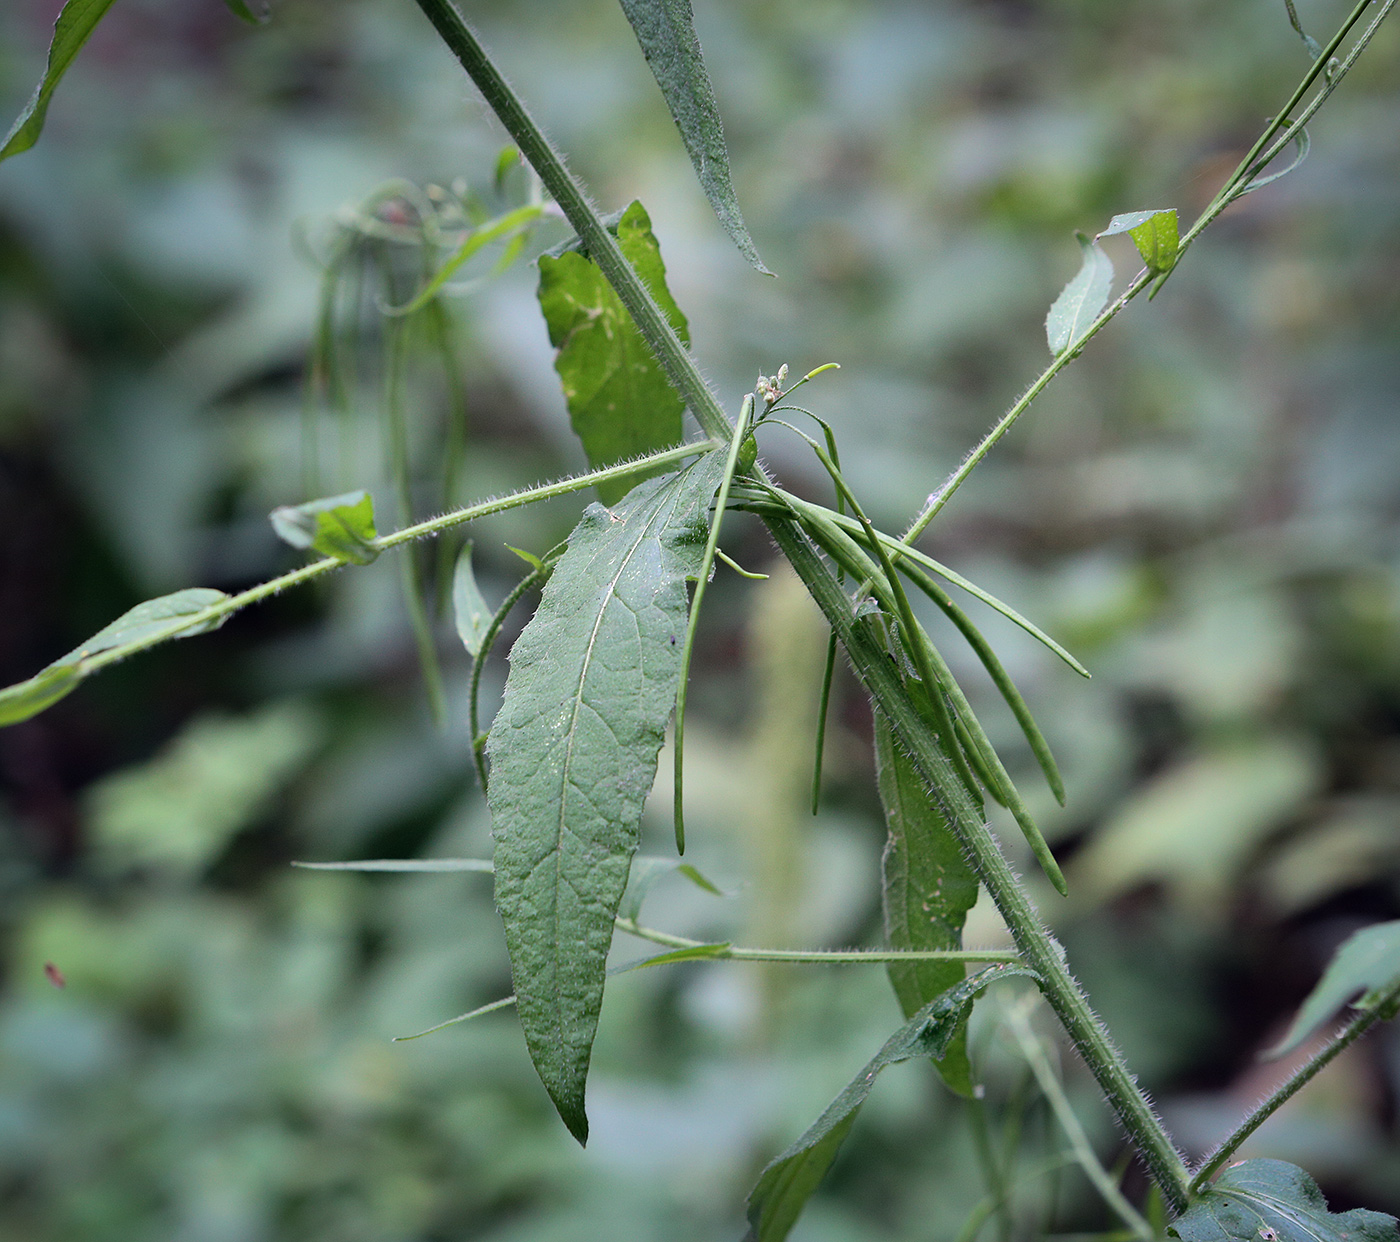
[1,0,1399,1238]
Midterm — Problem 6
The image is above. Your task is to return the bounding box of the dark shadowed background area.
[1,0,1399,1238]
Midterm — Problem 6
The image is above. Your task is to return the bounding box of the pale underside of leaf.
[616,0,770,273]
[487,451,728,1144]
[1171,1158,1399,1242]
[1046,234,1113,356]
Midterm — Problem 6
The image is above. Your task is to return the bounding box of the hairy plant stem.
[614,918,1020,966]
[1189,983,1400,1193]
[1179,0,1391,251]
[1006,998,1154,1240]
[408,0,733,444]
[69,441,718,682]
[405,0,1192,1210]
[901,0,1395,544]
[765,517,1192,1212]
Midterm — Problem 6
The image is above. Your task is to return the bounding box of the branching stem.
[614,917,1020,966]
[67,441,718,682]
[1189,984,1400,1193]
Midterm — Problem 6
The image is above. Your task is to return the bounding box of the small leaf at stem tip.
[1266,920,1400,1059]
[452,542,492,657]
[615,0,771,274]
[1,0,121,165]
[0,588,230,728]
[504,544,544,571]
[1170,1159,1399,1242]
[743,965,1039,1242]
[1046,233,1114,356]
[270,490,379,565]
[1099,209,1178,273]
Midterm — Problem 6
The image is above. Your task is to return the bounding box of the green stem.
[1189,984,1400,1193]
[407,0,732,443]
[902,0,1394,544]
[67,441,718,682]
[1006,999,1154,1240]
[674,394,753,852]
[903,270,1150,543]
[969,1094,1014,1242]
[613,918,1020,965]
[1179,0,1388,251]
[385,312,448,725]
[763,517,1193,1212]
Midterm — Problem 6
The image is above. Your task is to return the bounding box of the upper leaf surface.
[744,965,1037,1242]
[616,0,769,273]
[875,716,980,1095]
[538,201,690,504]
[1269,920,1400,1057]
[1171,1159,1399,1242]
[1046,233,1113,356]
[269,490,379,565]
[486,450,729,1144]
[1100,209,1179,272]
[1,0,122,165]
[0,588,230,727]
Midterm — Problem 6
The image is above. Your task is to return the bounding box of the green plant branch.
[408,0,733,444]
[762,514,1194,1212]
[399,0,1387,1212]
[902,269,1152,543]
[674,393,754,853]
[901,0,1393,544]
[613,917,1021,965]
[57,441,719,685]
[1179,0,1391,251]
[406,4,1192,1207]
[1188,982,1400,1193]
[1006,998,1154,1240]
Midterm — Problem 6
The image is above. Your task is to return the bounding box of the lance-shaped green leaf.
[1171,1159,1399,1242]
[875,717,981,1096]
[452,541,492,656]
[538,202,691,505]
[269,490,379,565]
[744,965,1037,1242]
[1046,233,1113,356]
[1099,209,1179,273]
[616,0,769,274]
[0,588,229,727]
[1267,920,1400,1058]
[2,0,122,164]
[487,449,729,1144]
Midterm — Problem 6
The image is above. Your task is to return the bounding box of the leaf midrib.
[542,480,687,1046]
